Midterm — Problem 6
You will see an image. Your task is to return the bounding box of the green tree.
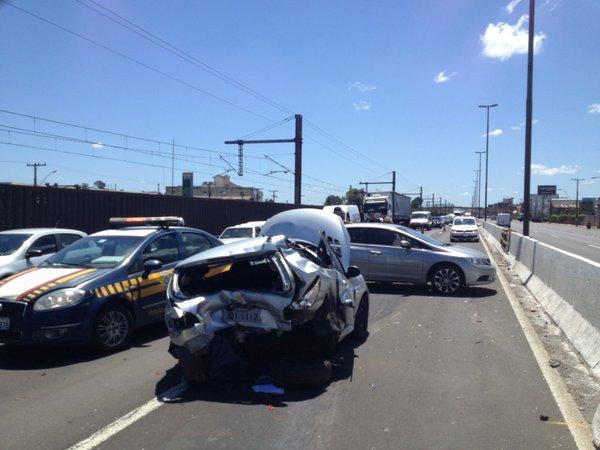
[411,196,422,210]
[324,195,343,206]
[344,187,365,208]
[94,180,107,190]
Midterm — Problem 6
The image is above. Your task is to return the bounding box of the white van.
[409,211,432,230]
[219,221,265,244]
[497,213,512,227]
[323,205,361,223]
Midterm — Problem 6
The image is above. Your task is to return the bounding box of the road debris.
[548,359,561,368]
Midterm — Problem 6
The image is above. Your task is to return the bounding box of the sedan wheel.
[92,304,133,351]
[431,265,463,295]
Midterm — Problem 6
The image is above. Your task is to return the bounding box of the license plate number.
[225,309,262,324]
[0,317,9,331]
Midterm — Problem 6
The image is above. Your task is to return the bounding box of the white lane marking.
[552,235,560,239]
[480,236,594,449]
[588,244,600,250]
[67,382,188,450]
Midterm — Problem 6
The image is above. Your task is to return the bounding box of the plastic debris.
[540,415,549,421]
[253,383,284,395]
[548,359,561,368]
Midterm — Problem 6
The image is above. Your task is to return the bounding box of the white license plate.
[225,308,262,324]
[0,317,9,331]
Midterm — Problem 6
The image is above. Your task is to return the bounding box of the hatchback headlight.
[33,288,87,311]
[467,258,491,266]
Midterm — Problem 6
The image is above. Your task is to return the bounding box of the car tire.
[91,303,133,352]
[430,264,464,295]
[270,357,332,389]
[351,295,369,341]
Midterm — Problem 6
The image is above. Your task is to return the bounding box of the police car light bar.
[109,217,185,227]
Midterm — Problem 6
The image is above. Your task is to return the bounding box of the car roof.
[225,221,265,228]
[91,226,211,238]
[0,228,85,235]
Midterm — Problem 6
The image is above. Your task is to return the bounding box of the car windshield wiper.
[49,262,88,268]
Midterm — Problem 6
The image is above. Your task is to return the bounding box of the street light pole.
[572,177,585,226]
[478,104,498,221]
[475,151,485,218]
[40,169,59,185]
[522,0,536,237]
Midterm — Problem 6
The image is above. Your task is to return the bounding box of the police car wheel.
[92,304,133,351]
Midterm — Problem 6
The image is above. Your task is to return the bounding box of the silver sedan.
[346,223,495,294]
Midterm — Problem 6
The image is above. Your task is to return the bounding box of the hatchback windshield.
[411,213,429,219]
[0,233,32,255]
[42,235,143,268]
[454,218,476,226]
[220,227,252,239]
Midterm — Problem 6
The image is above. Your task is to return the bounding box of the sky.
[0,0,599,206]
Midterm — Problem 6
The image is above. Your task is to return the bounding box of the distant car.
[431,216,443,228]
[219,221,265,244]
[0,217,221,350]
[409,211,432,230]
[0,228,87,280]
[450,217,479,242]
[347,223,495,295]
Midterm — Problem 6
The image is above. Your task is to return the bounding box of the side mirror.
[400,240,412,249]
[142,259,162,277]
[346,265,361,278]
[25,249,44,259]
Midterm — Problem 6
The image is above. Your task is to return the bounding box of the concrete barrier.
[482,221,600,375]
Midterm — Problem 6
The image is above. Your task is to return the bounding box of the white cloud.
[483,129,503,137]
[461,192,471,196]
[91,142,104,149]
[481,15,546,60]
[434,71,457,84]
[352,100,371,111]
[349,81,377,92]
[587,103,600,114]
[511,118,538,130]
[505,0,524,13]
[531,163,579,176]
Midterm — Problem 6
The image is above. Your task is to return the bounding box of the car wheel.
[430,265,463,295]
[352,295,369,341]
[270,357,332,389]
[91,303,133,352]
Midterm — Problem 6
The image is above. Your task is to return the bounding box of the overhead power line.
[6,0,386,174]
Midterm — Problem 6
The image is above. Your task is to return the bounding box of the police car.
[0,217,221,351]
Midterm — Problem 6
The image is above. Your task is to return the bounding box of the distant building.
[550,198,577,215]
[166,174,263,201]
[530,193,558,220]
[488,197,515,216]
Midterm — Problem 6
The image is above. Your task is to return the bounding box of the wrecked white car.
[165,209,369,386]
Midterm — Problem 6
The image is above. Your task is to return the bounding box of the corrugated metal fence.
[0,184,315,234]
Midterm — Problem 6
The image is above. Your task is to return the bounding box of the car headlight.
[467,258,491,266]
[33,288,87,311]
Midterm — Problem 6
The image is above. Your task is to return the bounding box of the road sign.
[537,185,556,196]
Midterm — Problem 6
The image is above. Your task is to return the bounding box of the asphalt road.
[0,230,576,450]
[509,221,600,263]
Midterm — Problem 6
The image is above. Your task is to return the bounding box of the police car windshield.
[0,233,32,255]
[220,227,252,239]
[42,236,143,269]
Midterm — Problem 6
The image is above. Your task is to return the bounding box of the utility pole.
[270,190,278,202]
[476,151,484,218]
[431,193,435,211]
[522,0,535,236]
[226,114,302,204]
[572,178,585,226]
[27,162,46,186]
[479,103,498,221]
[391,171,396,219]
[171,139,175,190]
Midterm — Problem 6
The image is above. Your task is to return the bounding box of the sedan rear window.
[177,255,288,297]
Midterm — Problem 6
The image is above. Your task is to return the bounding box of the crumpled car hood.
[260,208,351,269]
